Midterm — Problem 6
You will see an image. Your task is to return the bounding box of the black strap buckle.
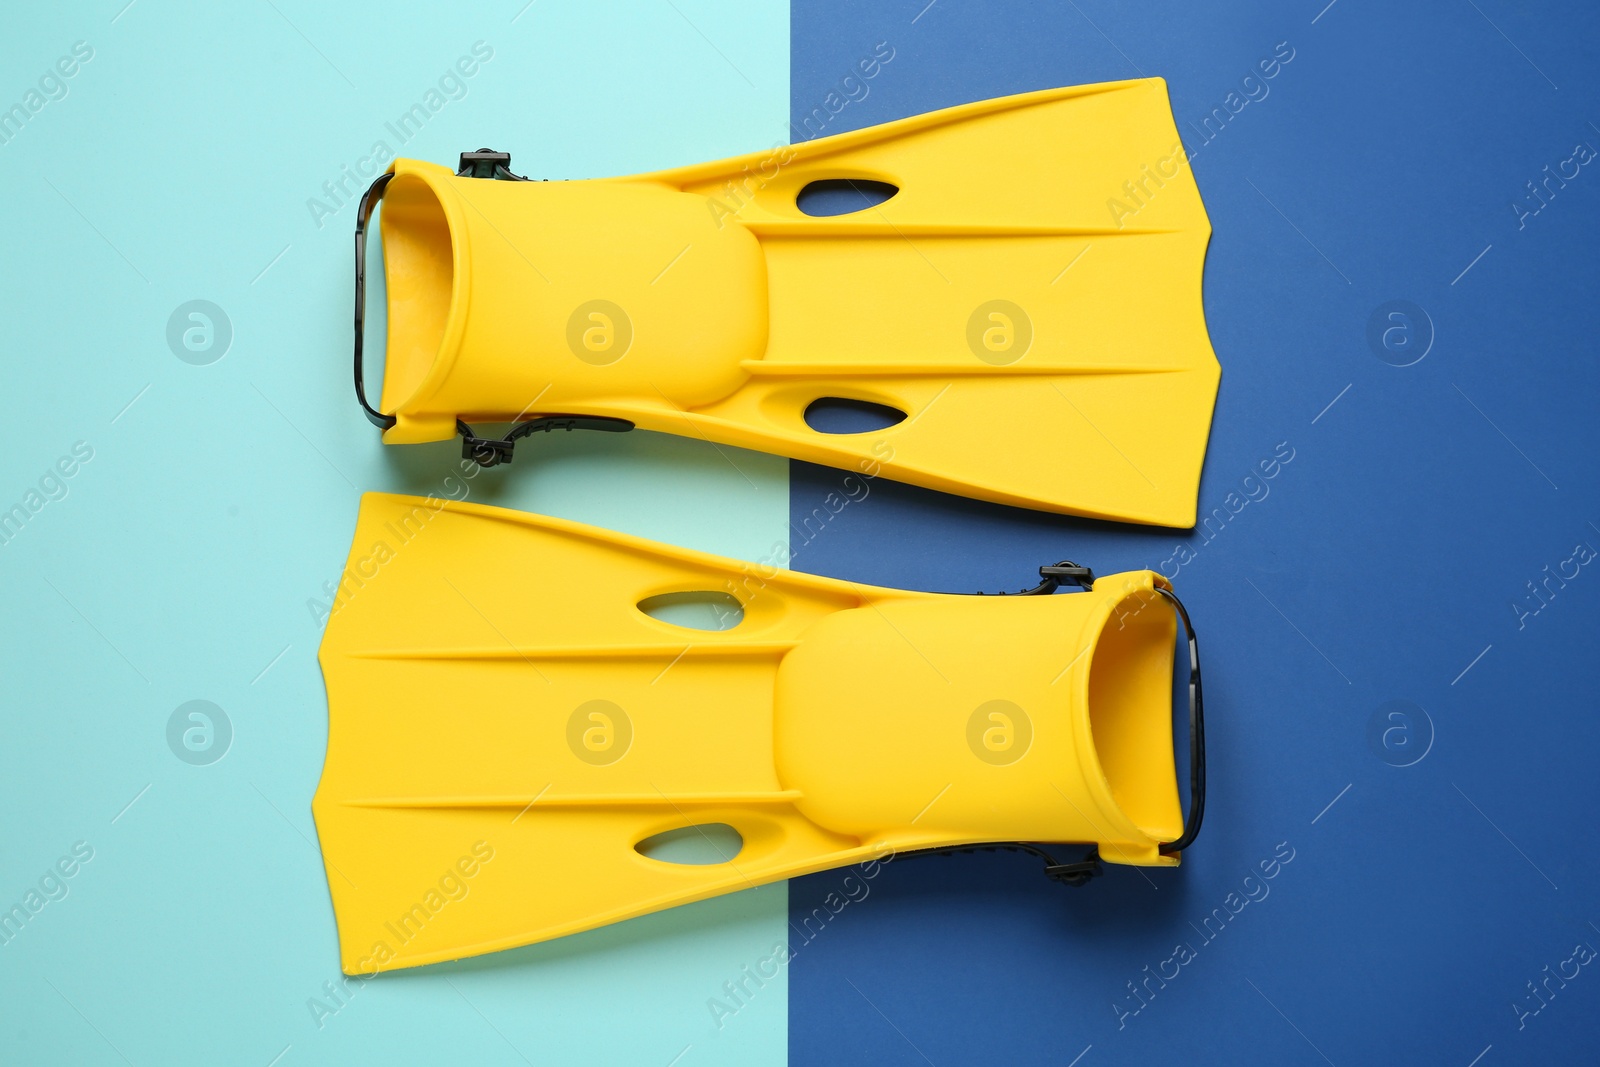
[1040,846,1104,886]
[457,148,527,181]
[460,433,515,467]
[978,560,1095,596]
[458,416,635,468]
[1035,562,1096,592]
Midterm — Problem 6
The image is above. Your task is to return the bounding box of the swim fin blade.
[356,78,1219,526]
[313,493,1204,972]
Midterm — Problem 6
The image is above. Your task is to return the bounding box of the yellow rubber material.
[314,493,1187,973]
[374,78,1219,526]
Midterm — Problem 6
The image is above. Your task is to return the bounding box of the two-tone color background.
[3,1,1598,1063]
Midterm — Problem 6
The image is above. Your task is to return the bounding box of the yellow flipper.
[356,78,1219,526]
[313,494,1204,973]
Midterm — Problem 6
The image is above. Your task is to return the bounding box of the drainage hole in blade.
[796,178,898,217]
[637,591,744,631]
[803,397,907,435]
[636,824,744,865]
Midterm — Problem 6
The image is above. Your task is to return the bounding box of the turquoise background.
[0,3,789,1064]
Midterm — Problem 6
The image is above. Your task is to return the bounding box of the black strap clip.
[1042,847,1104,887]
[986,561,1094,596]
[458,416,636,468]
[1036,562,1095,592]
[460,433,515,467]
[457,149,528,181]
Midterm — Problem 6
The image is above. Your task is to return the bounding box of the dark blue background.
[789,1,1600,1063]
